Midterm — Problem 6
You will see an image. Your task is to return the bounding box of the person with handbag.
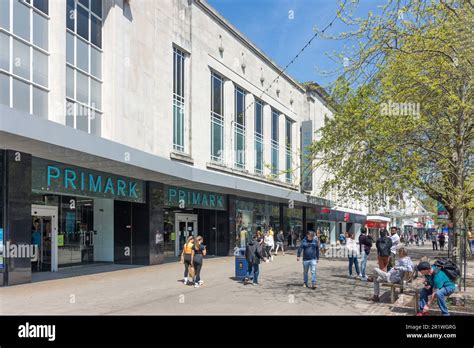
[180,235,194,285]
[191,236,207,288]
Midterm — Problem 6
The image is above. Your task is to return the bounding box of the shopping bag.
[188,265,195,278]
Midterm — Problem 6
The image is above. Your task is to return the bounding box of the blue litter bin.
[235,247,250,280]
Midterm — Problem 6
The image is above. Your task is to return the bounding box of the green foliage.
[312,0,473,223]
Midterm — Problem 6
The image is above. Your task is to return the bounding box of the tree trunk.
[452,206,465,286]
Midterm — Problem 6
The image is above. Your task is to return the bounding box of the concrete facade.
[0,0,369,286]
[0,0,367,209]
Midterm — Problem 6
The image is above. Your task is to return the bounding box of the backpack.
[434,258,460,281]
[377,237,391,256]
[320,235,327,243]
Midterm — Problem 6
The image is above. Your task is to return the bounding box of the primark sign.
[32,158,145,203]
[164,185,226,211]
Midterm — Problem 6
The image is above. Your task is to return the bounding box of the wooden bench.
[381,271,415,303]
[413,288,468,314]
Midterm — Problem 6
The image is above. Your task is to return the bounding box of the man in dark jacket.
[375,229,392,272]
[359,228,373,281]
[244,235,264,285]
[297,231,319,289]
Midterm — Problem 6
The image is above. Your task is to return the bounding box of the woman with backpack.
[180,235,194,285]
[375,229,392,272]
[191,236,207,288]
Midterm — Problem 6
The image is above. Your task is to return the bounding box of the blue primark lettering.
[201,194,208,206]
[178,190,186,203]
[169,188,177,201]
[209,194,216,207]
[117,179,126,197]
[129,182,138,198]
[47,166,60,186]
[192,192,201,205]
[81,172,85,190]
[104,178,115,195]
[64,169,77,189]
[217,196,223,207]
[90,175,102,193]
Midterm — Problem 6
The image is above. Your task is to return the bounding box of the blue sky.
[207,0,386,89]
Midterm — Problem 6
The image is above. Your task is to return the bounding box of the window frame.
[0,0,50,118]
[285,117,293,183]
[210,72,224,163]
[271,109,280,176]
[173,46,186,152]
[65,0,102,135]
[254,99,264,174]
[234,85,246,169]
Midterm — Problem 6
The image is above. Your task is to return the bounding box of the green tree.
[311,0,473,263]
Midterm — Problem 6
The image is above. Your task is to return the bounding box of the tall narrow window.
[211,72,224,162]
[285,117,293,183]
[0,0,49,118]
[173,47,185,152]
[271,109,279,176]
[254,100,263,174]
[234,86,245,169]
[66,0,102,135]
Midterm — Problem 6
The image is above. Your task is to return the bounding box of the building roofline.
[195,0,309,94]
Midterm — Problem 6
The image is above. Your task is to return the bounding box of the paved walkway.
[0,244,466,315]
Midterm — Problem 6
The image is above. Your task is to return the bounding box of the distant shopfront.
[366,216,391,239]
[162,185,229,258]
[306,206,366,245]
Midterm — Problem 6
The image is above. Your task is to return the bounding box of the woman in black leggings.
[191,236,207,288]
[181,235,194,285]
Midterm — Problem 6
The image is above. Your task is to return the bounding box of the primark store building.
[0,0,366,286]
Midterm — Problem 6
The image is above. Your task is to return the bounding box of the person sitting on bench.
[416,261,456,316]
[369,247,413,302]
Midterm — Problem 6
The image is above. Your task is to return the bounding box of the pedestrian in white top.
[264,231,274,262]
[346,232,360,278]
[388,227,400,271]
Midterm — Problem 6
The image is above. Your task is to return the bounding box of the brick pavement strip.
[0,245,466,315]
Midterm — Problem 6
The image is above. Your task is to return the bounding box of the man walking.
[388,227,400,271]
[319,230,328,256]
[358,228,373,281]
[438,233,446,250]
[297,231,319,289]
[244,233,264,285]
[274,230,285,255]
[431,231,438,250]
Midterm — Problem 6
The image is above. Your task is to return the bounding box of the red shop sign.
[322,207,330,214]
[344,213,350,222]
[366,221,388,229]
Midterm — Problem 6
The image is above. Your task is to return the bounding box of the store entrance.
[31,205,58,272]
[175,214,198,257]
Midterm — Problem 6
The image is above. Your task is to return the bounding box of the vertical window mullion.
[29,4,32,114]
